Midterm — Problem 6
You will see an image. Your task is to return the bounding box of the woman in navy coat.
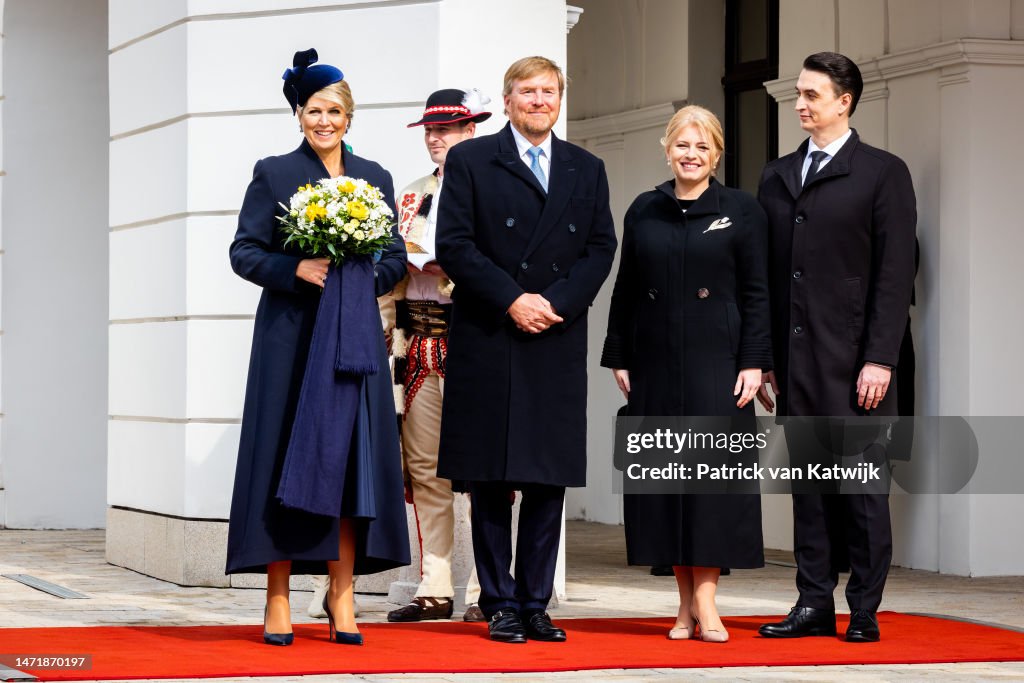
[601,106,771,643]
[226,49,408,645]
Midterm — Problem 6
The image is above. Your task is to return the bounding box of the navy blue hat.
[282,48,344,114]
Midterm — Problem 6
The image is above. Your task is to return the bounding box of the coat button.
[551,263,559,272]
[568,223,577,233]
[795,215,805,224]
[793,325,803,335]
[521,262,529,271]
[506,217,515,227]
[697,288,710,299]
[793,270,803,279]
[648,288,658,300]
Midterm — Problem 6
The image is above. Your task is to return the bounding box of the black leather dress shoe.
[488,609,527,643]
[524,612,567,642]
[758,606,837,638]
[845,609,880,642]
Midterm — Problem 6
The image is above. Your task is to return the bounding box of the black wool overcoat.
[601,178,771,569]
[601,178,773,411]
[226,139,410,575]
[435,123,617,487]
[757,130,917,417]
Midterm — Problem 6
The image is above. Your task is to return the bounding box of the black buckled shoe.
[758,606,837,638]
[845,610,880,642]
[387,596,454,622]
[488,609,527,643]
[524,612,567,642]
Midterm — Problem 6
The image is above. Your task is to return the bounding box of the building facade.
[1,0,1022,583]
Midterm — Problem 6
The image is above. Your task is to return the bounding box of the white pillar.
[0,0,6,528]
[105,0,571,588]
[1,0,108,531]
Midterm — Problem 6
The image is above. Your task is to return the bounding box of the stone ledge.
[106,507,229,587]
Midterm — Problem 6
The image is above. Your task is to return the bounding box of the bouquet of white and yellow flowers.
[278,176,395,263]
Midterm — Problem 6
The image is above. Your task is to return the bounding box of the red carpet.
[2,613,1023,681]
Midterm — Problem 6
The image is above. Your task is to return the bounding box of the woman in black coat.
[226,49,408,646]
[601,106,771,643]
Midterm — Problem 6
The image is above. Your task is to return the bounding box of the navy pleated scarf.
[276,256,379,518]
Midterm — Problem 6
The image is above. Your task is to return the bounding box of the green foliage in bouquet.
[278,176,395,263]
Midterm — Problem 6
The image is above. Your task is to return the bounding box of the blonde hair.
[502,56,566,98]
[661,105,724,172]
[297,80,355,129]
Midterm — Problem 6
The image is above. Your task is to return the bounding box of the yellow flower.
[305,204,327,221]
[347,199,370,221]
[353,229,365,241]
[340,180,357,194]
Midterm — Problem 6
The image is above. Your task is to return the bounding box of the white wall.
[1,0,108,528]
[107,0,569,522]
[0,0,7,528]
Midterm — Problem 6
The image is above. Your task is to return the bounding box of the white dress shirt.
[510,124,552,180]
[801,129,853,184]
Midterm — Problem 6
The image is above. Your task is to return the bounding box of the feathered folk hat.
[282,48,344,114]
[406,88,492,127]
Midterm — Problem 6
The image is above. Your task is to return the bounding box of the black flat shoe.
[524,612,566,642]
[758,606,837,638]
[845,609,880,642]
[263,605,294,646]
[323,595,363,646]
[488,609,527,643]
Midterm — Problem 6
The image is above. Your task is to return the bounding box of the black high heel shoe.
[322,595,363,645]
[263,605,294,646]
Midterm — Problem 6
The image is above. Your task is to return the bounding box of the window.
[723,0,778,193]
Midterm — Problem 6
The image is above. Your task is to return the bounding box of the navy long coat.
[757,130,916,417]
[435,123,617,487]
[226,139,410,576]
[601,179,770,568]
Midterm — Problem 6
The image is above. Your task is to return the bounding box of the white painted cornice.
[568,102,677,142]
[765,39,1024,102]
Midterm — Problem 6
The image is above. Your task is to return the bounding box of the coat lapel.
[803,129,858,191]
[776,139,808,200]
[493,123,548,197]
[521,135,578,260]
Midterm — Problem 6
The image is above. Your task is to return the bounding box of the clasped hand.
[297,257,330,287]
[508,293,563,334]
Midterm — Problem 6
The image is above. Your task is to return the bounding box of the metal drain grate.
[0,663,37,681]
[1,574,88,599]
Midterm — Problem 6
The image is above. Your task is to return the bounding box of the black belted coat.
[435,123,617,487]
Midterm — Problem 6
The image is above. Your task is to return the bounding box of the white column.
[0,0,6,528]
[2,0,108,530]
[105,0,571,588]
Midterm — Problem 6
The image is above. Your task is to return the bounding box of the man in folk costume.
[381,88,492,623]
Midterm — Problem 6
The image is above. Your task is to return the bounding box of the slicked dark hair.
[802,51,863,116]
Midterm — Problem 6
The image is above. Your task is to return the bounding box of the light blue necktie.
[527,146,548,192]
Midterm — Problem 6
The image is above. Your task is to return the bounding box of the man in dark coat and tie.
[756,52,917,643]
[435,56,617,643]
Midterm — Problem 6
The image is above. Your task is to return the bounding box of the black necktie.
[804,150,829,186]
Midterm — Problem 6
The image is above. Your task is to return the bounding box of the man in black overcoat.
[435,56,616,643]
[755,52,917,642]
